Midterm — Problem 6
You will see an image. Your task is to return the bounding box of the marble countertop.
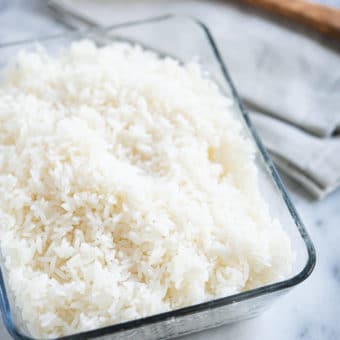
[0,1,339,339]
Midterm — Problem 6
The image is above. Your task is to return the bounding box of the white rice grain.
[0,40,293,338]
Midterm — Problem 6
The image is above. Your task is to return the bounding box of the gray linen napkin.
[48,0,340,199]
[251,112,340,199]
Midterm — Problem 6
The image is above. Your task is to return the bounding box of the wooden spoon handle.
[238,0,340,38]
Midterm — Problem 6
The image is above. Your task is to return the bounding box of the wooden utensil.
[238,0,340,39]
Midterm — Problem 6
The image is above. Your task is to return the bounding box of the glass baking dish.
[0,15,316,340]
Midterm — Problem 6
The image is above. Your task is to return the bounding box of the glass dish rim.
[0,14,316,340]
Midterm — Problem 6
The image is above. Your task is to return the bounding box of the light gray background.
[0,1,339,339]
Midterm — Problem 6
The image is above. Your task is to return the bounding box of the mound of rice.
[0,40,293,338]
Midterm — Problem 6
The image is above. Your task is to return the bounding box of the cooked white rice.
[0,40,293,338]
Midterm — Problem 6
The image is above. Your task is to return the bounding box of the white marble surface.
[0,1,339,339]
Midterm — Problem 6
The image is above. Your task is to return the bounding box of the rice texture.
[0,40,293,338]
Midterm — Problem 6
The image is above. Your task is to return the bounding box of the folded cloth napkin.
[48,0,340,199]
[251,112,340,199]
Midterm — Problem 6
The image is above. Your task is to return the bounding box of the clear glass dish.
[0,15,316,340]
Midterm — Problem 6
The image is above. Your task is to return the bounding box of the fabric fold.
[250,112,340,199]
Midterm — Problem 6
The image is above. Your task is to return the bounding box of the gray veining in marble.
[0,1,339,340]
